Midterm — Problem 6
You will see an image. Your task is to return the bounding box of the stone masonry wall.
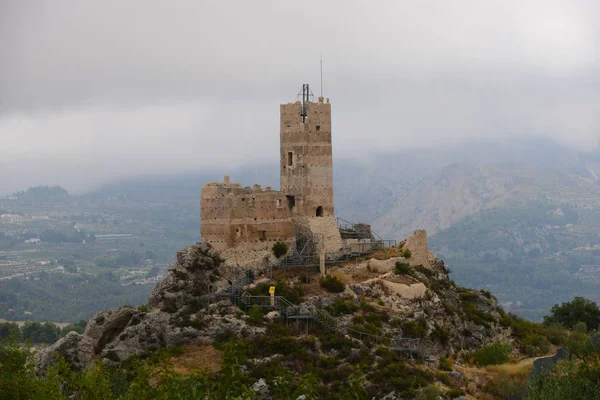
[280,97,334,218]
[201,177,295,252]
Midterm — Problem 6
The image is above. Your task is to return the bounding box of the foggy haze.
[1,0,600,195]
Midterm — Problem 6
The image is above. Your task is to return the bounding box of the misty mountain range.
[3,137,600,320]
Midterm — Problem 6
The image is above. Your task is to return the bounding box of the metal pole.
[320,54,323,98]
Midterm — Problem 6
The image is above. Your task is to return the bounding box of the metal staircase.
[227,283,420,354]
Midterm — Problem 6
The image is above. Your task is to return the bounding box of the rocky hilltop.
[35,231,536,398]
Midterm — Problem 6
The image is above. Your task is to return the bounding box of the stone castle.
[201,85,346,257]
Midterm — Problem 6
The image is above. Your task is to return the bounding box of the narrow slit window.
[287,152,293,166]
[316,125,321,132]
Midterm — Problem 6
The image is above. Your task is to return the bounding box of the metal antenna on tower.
[320,54,323,98]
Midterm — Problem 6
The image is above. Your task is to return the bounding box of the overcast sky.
[1,1,600,194]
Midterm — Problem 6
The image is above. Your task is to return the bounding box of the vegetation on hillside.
[0,273,151,321]
[430,201,600,320]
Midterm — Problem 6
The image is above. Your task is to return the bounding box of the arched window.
[316,206,323,217]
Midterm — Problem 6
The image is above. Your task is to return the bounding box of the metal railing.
[227,286,421,354]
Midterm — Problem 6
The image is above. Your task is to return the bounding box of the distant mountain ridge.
[373,162,600,239]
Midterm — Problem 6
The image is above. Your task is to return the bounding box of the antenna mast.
[320,54,323,98]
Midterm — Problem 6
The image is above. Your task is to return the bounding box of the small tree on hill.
[272,241,288,258]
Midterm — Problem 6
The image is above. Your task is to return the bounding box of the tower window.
[287,152,293,166]
[259,230,266,241]
[316,206,323,217]
[286,195,295,210]
[316,125,321,132]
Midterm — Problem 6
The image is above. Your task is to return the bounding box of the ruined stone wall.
[280,98,334,218]
[403,229,436,267]
[293,216,343,255]
[201,177,295,252]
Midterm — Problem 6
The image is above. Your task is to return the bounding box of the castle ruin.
[201,85,367,261]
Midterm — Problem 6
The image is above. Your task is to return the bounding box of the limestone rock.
[84,306,141,354]
[148,242,223,312]
[251,378,271,399]
[35,332,94,375]
[265,311,280,321]
[381,280,427,299]
[100,311,201,364]
[368,257,404,274]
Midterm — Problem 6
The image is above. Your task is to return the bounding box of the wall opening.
[259,230,266,241]
[316,206,323,217]
[286,195,295,211]
[276,199,281,207]
[287,152,293,166]
[316,125,321,132]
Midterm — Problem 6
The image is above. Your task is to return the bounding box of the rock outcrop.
[35,232,510,377]
[35,242,238,375]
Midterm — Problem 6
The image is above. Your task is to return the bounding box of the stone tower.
[280,85,334,218]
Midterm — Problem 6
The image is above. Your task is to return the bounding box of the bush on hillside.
[272,241,289,258]
[394,261,410,275]
[320,275,345,293]
[247,305,264,326]
[472,342,512,366]
[439,357,452,371]
[521,333,551,357]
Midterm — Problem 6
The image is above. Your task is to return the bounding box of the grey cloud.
[1,0,600,194]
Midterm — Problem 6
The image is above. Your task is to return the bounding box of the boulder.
[35,332,94,375]
[368,257,404,274]
[84,306,140,354]
[381,280,427,299]
[99,311,201,364]
[148,242,223,311]
[251,378,271,399]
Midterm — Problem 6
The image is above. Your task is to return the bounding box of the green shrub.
[137,305,148,313]
[472,342,512,366]
[328,296,359,316]
[416,384,442,400]
[521,334,551,357]
[247,305,263,326]
[272,241,289,258]
[394,261,410,275]
[320,275,345,293]
[434,371,451,386]
[403,249,412,259]
[439,357,452,371]
[173,270,188,280]
[431,324,451,345]
[400,318,428,338]
[462,303,495,327]
[446,388,465,398]
[414,264,434,278]
[442,301,456,315]
[544,323,568,346]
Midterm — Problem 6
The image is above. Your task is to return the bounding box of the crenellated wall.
[201,177,295,252]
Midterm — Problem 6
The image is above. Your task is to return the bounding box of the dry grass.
[485,362,533,377]
[168,345,224,375]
